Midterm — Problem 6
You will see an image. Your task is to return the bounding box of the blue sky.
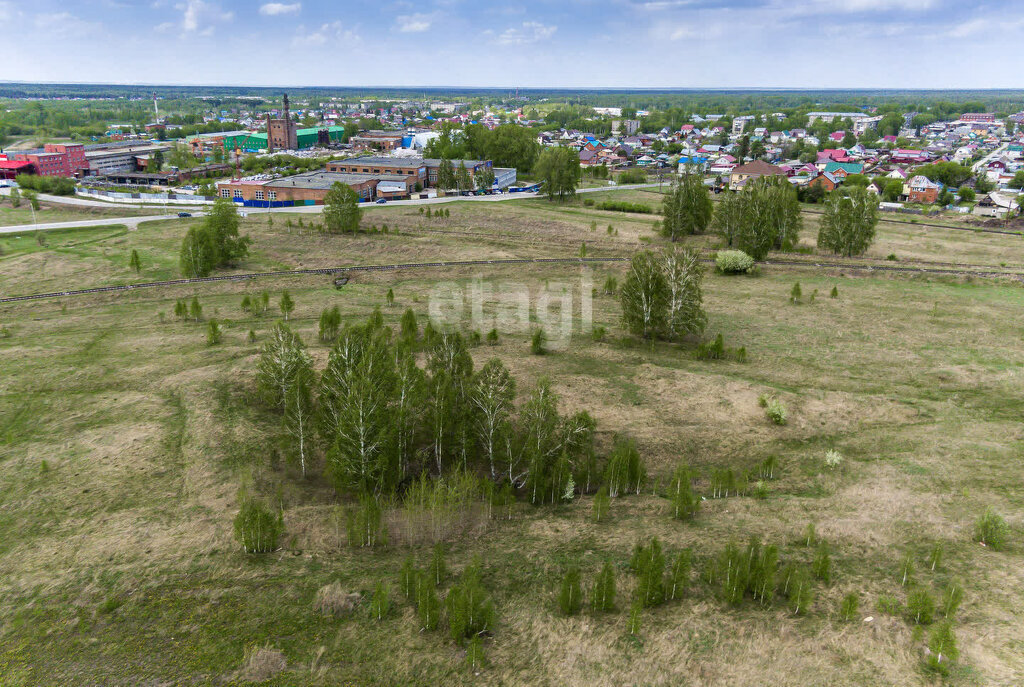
[1,0,1023,88]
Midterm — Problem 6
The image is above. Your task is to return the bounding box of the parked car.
[177,212,192,218]
[375,198,387,204]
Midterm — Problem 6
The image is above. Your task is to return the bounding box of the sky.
[1,0,1023,89]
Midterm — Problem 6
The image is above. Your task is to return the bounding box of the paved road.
[1,182,666,226]
[0,214,197,235]
[972,143,1009,174]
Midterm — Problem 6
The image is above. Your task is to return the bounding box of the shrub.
[369,580,391,620]
[803,522,818,547]
[695,333,725,360]
[907,588,935,625]
[840,592,859,621]
[830,285,839,298]
[758,455,778,480]
[591,561,616,612]
[627,599,643,635]
[788,568,814,615]
[667,549,692,601]
[583,197,595,206]
[941,580,964,618]
[486,328,499,345]
[466,636,485,671]
[812,542,831,584]
[928,542,943,571]
[206,319,222,345]
[715,250,755,274]
[558,566,583,615]
[530,328,547,355]
[446,562,495,644]
[233,494,283,553]
[925,621,959,675]
[592,486,610,522]
[591,325,607,342]
[789,282,802,303]
[765,398,787,425]
[344,494,387,548]
[668,464,699,520]
[824,449,843,470]
[604,435,646,497]
[876,594,901,615]
[602,275,618,294]
[975,507,1009,550]
[415,572,441,631]
[632,537,666,607]
[899,553,914,586]
[598,200,652,214]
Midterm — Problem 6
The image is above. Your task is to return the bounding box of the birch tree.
[620,250,669,340]
[321,326,397,494]
[661,171,713,241]
[471,359,516,479]
[661,246,706,341]
[256,323,311,409]
[283,364,317,478]
[426,331,473,473]
[817,187,878,257]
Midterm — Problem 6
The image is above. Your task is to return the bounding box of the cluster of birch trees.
[255,310,602,502]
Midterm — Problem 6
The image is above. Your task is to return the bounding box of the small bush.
[876,594,901,615]
[925,621,958,675]
[812,542,831,584]
[233,495,283,553]
[715,250,755,274]
[765,398,787,425]
[591,561,616,612]
[602,275,618,294]
[830,285,839,298]
[975,507,1009,550]
[839,592,859,621]
[486,328,499,345]
[598,200,652,214]
[558,566,583,615]
[789,282,802,303]
[592,486,610,522]
[369,580,391,620]
[591,325,607,342]
[824,449,843,470]
[907,588,935,625]
[206,319,222,345]
[899,553,914,586]
[583,197,595,206]
[530,328,547,355]
[695,333,725,360]
[941,580,964,618]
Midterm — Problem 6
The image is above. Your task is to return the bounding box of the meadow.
[0,192,1022,686]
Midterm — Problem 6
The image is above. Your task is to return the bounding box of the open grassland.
[1,192,1023,686]
[0,200,163,228]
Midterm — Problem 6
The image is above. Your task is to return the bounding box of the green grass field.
[1,192,1022,686]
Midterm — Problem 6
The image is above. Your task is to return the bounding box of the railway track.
[3,254,1022,305]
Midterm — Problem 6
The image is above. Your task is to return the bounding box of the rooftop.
[263,171,410,190]
[333,156,425,168]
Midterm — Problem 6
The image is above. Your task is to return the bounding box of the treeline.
[13,174,76,196]
[423,122,541,172]
[254,313,603,500]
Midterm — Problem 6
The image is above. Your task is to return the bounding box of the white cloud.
[259,2,301,16]
[396,13,433,32]
[34,12,103,36]
[292,21,359,46]
[175,0,233,34]
[497,21,557,45]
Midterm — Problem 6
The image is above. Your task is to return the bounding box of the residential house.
[729,160,786,190]
[809,171,841,191]
[907,175,940,204]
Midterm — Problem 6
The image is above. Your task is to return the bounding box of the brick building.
[215,170,417,205]
[44,143,88,175]
[326,156,426,185]
[349,131,405,152]
[266,94,298,152]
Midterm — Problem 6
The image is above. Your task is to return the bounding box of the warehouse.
[215,170,417,206]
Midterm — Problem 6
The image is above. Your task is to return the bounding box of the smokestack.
[283,93,290,121]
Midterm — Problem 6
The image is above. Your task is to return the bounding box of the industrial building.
[215,170,418,206]
[266,94,298,152]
